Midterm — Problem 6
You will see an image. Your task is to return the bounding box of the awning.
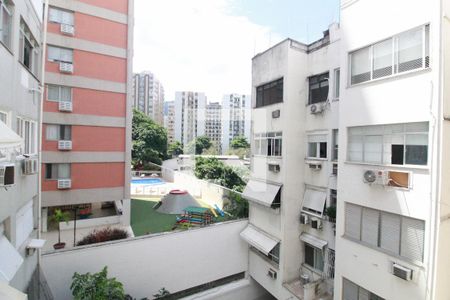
[0,236,24,282]
[242,179,282,208]
[0,121,22,153]
[240,224,280,255]
[0,281,27,300]
[301,188,327,217]
[300,233,328,249]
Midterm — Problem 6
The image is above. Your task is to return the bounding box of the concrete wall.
[41,220,249,299]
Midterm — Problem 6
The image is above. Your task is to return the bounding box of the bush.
[77,227,129,246]
[325,206,337,220]
[71,266,125,300]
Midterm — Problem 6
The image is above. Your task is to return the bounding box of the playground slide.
[214,204,225,217]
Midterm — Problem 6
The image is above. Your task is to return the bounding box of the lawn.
[131,198,179,236]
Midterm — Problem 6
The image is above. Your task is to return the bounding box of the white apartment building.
[174,91,206,150]
[0,0,44,296]
[205,102,222,152]
[133,71,165,125]
[164,101,175,144]
[221,94,251,154]
[242,24,340,300]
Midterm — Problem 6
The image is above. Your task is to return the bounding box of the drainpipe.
[37,0,49,266]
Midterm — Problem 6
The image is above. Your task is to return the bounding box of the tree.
[49,209,70,247]
[132,109,168,168]
[186,136,212,155]
[194,157,245,191]
[230,136,250,149]
[167,141,183,157]
[71,267,125,300]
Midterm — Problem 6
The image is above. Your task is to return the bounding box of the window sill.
[305,157,328,161]
[347,67,431,89]
[341,234,425,268]
[253,102,283,109]
[253,155,282,159]
[343,161,429,171]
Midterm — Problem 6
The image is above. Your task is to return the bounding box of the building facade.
[164,101,175,145]
[221,93,251,154]
[0,0,43,294]
[205,102,222,153]
[174,91,206,150]
[41,0,133,232]
[133,71,164,126]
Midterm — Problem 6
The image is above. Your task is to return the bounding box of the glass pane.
[308,142,317,157]
[319,142,327,158]
[348,135,363,161]
[405,134,428,165]
[351,47,371,84]
[47,85,60,101]
[30,123,35,153]
[363,135,383,163]
[315,248,324,271]
[47,46,60,61]
[58,164,70,179]
[60,48,73,62]
[334,69,340,98]
[2,7,11,48]
[24,121,30,153]
[46,125,59,140]
[304,244,315,267]
[373,38,393,79]
[61,11,74,25]
[343,279,359,300]
[60,87,72,102]
[380,212,401,254]
[397,27,423,72]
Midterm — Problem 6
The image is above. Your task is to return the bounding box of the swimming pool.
[131,178,164,185]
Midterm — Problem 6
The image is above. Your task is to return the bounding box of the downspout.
[37,0,49,265]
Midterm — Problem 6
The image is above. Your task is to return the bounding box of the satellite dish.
[363,170,377,183]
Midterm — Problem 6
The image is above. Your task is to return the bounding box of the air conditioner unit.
[57,179,71,189]
[58,101,73,112]
[267,268,277,279]
[306,161,322,171]
[310,103,324,114]
[0,164,15,187]
[58,140,72,151]
[22,158,38,175]
[272,109,280,118]
[363,170,389,185]
[59,62,74,74]
[268,161,280,173]
[300,213,310,224]
[392,263,413,281]
[311,218,323,230]
[60,23,75,36]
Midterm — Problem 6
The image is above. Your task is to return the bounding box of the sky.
[133,0,340,102]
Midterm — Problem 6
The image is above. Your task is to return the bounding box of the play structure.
[155,190,203,214]
[176,206,213,227]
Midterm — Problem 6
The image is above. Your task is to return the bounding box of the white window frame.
[47,45,73,63]
[307,134,327,159]
[48,6,74,25]
[304,243,324,272]
[0,110,8,125]
[19,18,39,76]
[343,278,385,300]
[333,68,340,100]
[344,202,425,264]
[46,85,72,102]
[45,163,71,180]
[349,24,430,86]
[0,0,12,50]
[254,132,282,157]
[16,117,37,155]
[347,122,429,167]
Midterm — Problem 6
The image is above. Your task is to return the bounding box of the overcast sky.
[133,0,339,102]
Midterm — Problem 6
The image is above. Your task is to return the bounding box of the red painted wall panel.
[42,162,125,191]
[76,0,128,14]
[43,87,126,117]
[42,124,125,152]
[46,48,126,83]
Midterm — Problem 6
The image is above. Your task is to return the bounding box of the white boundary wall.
[41,220,249,299]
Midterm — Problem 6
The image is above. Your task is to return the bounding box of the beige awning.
[240,224,280,255]
[242,179,282,208]
[0,121,22,153]
[301,188,327,218]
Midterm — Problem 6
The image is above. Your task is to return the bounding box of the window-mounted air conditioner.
[59,62,74,74]
[58,140,72,151]
[300,213,310,224]
[58,101,73,112]
[57,179,71,189]
[267,268,277,279]
[60,24,75,36]
[0,163,15,187]
[392,263,413,281]
[310,103,324,114]
[306,161,322,171]
[22,157,38,175]
[311,218,323,230]
[268,161,280,173]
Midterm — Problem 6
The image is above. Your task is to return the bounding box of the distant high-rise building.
[133,72,164,125]
[164,101,175,145]
[205,102,222,153]
[174,91,206,149]
[221,94,251,153]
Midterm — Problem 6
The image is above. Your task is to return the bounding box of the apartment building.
[205,102,222,152]
[334,0,445,300]
[221,93,251,154]
[164,100,175,144]
[0,0,43,294]
[242,24,340,300]
[41,0,133,231]
[133,71,164,126]
[174,91,206,149]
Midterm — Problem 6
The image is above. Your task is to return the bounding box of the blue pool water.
[131,178,164,185]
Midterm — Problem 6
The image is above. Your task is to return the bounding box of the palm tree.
[49,209,70,249]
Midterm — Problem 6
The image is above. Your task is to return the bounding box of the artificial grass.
[131,199,179,236]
